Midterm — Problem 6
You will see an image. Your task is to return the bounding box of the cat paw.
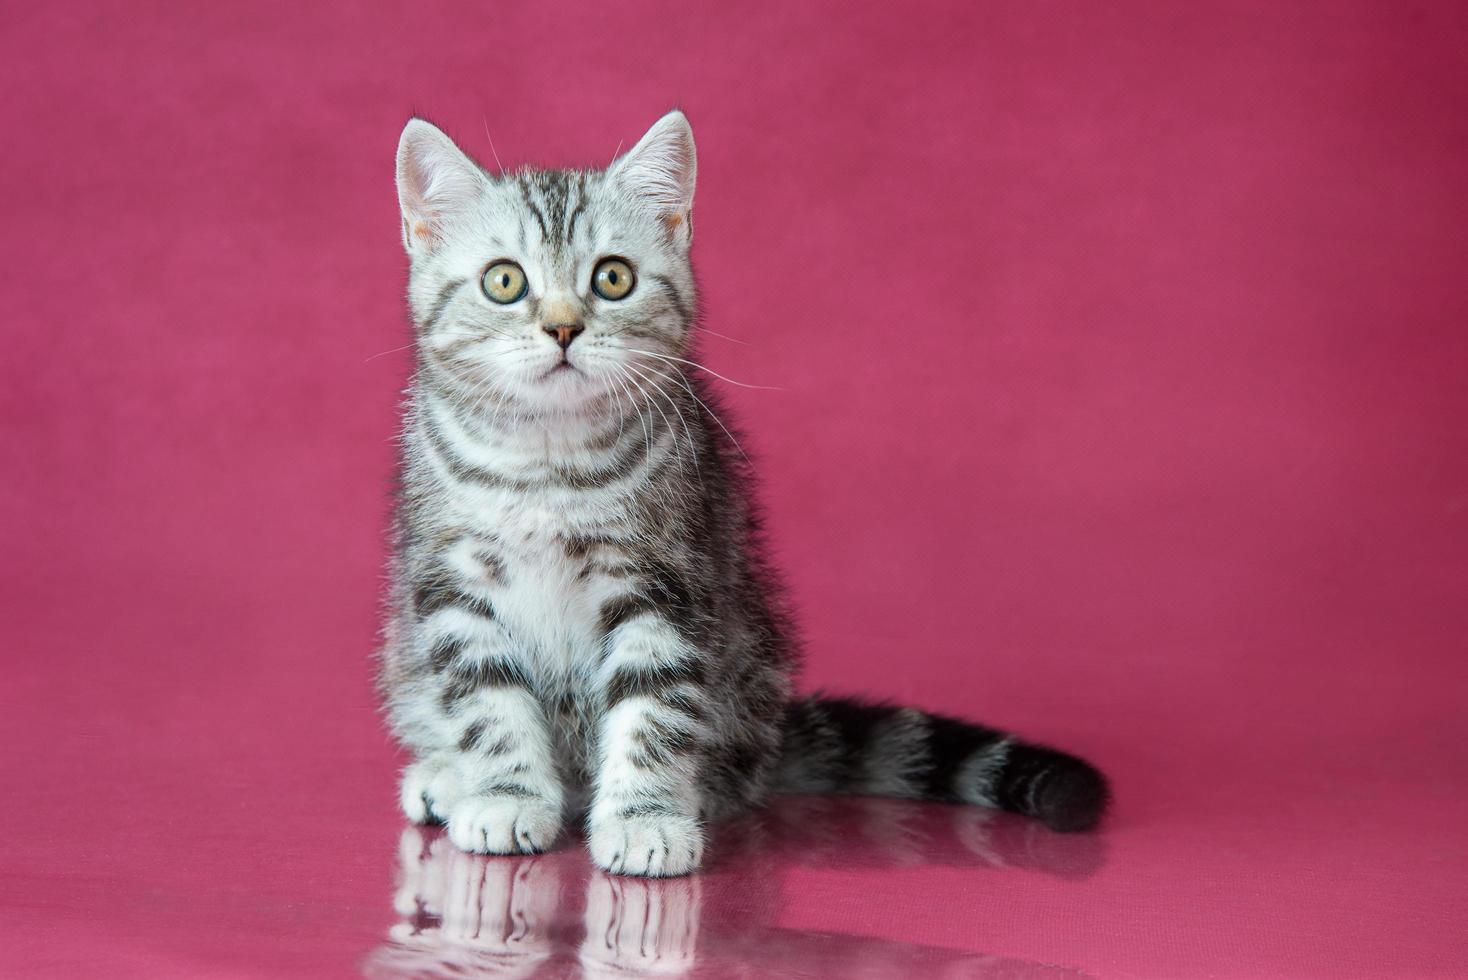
[588,811,704,877]
[399,758,461,824]
[446,795,563,855]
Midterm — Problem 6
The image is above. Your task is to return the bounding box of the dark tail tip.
[1031,754,1110,833]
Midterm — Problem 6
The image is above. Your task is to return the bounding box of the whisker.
[366,330,493,364]
[621,347,782,391]
[624,362,684,460]
[602,370,630,444]
[610,366,654,466]
[613,365,687,510]
[698,328,749,346]
[364,341,418,363]
[626,362,703,490]
[482,117,506,175]
[633,361,749,463]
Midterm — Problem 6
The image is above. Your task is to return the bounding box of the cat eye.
[591,258,636,301]
[481,261,527,304]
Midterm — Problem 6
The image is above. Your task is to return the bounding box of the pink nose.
[544,323,584,349]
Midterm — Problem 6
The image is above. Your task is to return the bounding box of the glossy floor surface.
[2,603,1465,978]
[4,1,1468,977]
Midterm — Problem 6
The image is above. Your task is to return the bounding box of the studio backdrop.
[2,2,1465,977]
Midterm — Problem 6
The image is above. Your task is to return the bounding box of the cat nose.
[543,323,584,349]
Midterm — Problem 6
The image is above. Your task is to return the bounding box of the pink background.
[2,1,1465,977]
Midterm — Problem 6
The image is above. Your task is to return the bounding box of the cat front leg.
[413,599,564,855]
[587,606,710,877]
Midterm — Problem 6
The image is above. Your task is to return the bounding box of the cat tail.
[772,694,1109,832]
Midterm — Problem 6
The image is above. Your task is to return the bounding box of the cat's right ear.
[396,119,483,254]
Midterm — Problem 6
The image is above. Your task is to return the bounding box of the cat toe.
[399,759,461,825]
[588,812,704,877]
[447,795,563,855]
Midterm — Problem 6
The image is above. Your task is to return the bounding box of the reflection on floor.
[363,797,1106,978]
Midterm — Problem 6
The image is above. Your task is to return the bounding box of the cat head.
[395,111,697,418]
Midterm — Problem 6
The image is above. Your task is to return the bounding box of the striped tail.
[773,695,1109,833]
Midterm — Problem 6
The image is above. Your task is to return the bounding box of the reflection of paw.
[365,829,560,980]
[580,871,701,976]
[399,758,461,824]
[447,795,562,854]
[589,812,704,877]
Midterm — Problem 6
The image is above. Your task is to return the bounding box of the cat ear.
[609,110,697,241]
[396,118,484,253]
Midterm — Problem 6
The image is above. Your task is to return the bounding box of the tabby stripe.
[993,742,1062,815]
[480,781,537,799]
[440,657,535,708]
[564,533,631,560]
[923,713,1005,800]
[643,561,697,613]
[813,698,910,791]
[604,659,706,709]
[624,723,702,771]
[617,800,679,820]
[638,715,700,754]
[583,414,627,451]
[550,426,657,488]
[541,172,569,236]
[598,593,656,636]
[422,372,512,419]
[414,573,496,621]
[457,722,485,751]
[421,278,467,332]
[566,174,588,241]
[625,745,661,770]
[596,574,707,649]
[648,272,690,323]
[616,562,715,645]
[420,411,659,491]
[419,415,519,488]
[474,549,507,584]
[955,737,1011,807]
[428,636,463,672]
[657,688,709,723]
[436,334,481,360]
[578,559,636,581]
[517,179,548,241]
[478,732,515,757]
[457,721,516,756]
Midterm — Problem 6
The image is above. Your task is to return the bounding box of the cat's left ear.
[609,110,697,243]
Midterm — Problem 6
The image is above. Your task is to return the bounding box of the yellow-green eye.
[482,262,527,304]
[592,258,636,301]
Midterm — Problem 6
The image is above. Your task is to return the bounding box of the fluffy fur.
[379,110,1108,877]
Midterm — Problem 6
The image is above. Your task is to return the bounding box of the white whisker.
[633,360,749,463]
[624,361,701,480]
[621,348,782,391]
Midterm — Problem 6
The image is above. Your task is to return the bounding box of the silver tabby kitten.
[380,111,1108,877]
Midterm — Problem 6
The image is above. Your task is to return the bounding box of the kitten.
[379,110,1109,877]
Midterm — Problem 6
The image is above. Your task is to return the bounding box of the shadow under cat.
[362,796,1106,978]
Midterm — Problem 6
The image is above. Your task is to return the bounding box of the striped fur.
[379,111,1108,877]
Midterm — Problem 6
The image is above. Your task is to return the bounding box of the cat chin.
[513,369,617,415]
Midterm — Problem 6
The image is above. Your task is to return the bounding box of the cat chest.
[446,491,631,675]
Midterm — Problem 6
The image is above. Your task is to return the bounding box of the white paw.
[400,758,462,824]
[588,812,704,877]
[447,795,563,855]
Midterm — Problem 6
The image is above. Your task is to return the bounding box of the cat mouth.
[543,362,579,379]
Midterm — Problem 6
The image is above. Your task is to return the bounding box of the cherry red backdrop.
[3,2,1465,977]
